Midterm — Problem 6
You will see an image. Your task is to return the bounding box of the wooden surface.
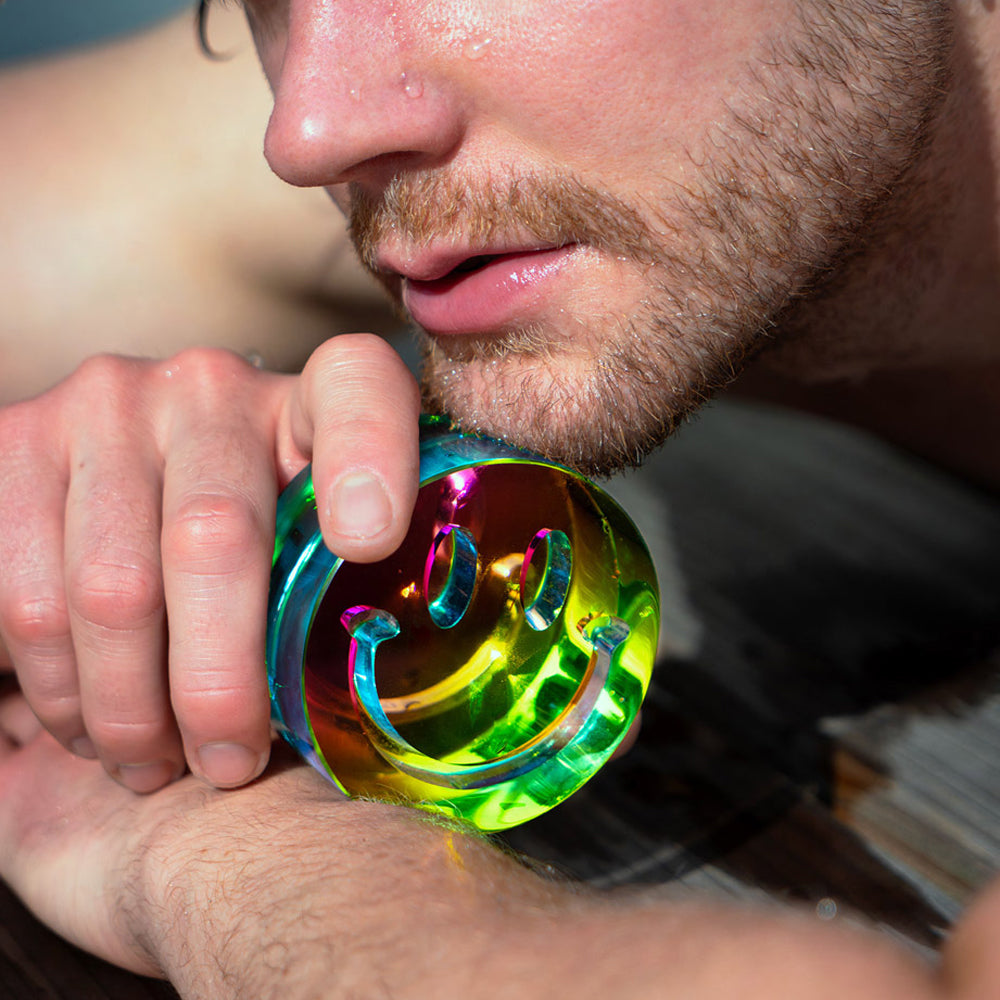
[1,398,998,996]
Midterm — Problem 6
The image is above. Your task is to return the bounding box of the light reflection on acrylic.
[267,415,659,831]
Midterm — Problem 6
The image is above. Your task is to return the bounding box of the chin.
[419,335,715,477]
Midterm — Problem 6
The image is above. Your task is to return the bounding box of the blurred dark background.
[0,0,191,61]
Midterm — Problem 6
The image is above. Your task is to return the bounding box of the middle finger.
[64,402,182,792]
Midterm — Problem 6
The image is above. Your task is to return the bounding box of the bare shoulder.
[0,9,394,402]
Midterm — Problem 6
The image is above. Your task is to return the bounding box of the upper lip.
[375,240,566,284]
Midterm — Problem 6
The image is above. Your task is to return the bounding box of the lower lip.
[402,246,579,336]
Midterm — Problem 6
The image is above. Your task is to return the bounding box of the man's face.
[245,0,950,473]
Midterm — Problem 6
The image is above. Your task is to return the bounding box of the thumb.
[283,334,421,564]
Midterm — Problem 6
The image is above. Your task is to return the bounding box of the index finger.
[158,352,283,788]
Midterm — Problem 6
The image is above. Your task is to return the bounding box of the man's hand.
[0,688,529,994]
[0,338,420,791]
[0,688,355,980]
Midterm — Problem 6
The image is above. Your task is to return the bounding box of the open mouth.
[409,253,507,289]
[448,254,501,275]
[400,245,582,336]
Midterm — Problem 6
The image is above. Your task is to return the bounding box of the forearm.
[135,781,554,1000]
[0,731,987,1000]
[132,770,977,1000]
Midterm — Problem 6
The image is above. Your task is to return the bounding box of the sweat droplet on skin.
[400,71,424,99]
[463,36,493,60]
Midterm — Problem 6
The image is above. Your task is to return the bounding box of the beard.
[349,0,952,477]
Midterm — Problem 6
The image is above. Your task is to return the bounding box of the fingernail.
[118,760,179,794]
[328,472,392,540]
[70,736,97,759]
[197,742,265,788]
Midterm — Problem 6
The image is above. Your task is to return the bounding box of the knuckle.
[164,492,266,571]
[304,339,419,441]
[309,331,390,365]
[60,355,147,432]
[0,587,69,650]
[172,679,266,732]
[73,352,135,384]
[70,560,164,632]
[68,354,142,409]
[306,333,414,390]
[159,347,252,390]
[86,715,171,754]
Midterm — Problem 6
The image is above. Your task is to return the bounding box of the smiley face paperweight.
[266,415,659,832]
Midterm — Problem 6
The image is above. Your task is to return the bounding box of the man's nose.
[263,3,467,189]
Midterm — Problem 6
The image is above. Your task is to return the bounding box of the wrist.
[132,770,370,997]
[131,768,555,1000]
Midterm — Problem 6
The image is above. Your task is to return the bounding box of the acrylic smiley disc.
[267,416,659,831]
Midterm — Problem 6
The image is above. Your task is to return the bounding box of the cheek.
[454,0,792,180]
[249,30,285,97]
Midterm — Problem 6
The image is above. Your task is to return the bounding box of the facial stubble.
[350,0,952,476]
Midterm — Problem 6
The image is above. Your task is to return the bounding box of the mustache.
[348,169,666,272]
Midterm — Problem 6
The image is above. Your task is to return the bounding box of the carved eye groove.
[423,524,480,629]
[520,528,573,631]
